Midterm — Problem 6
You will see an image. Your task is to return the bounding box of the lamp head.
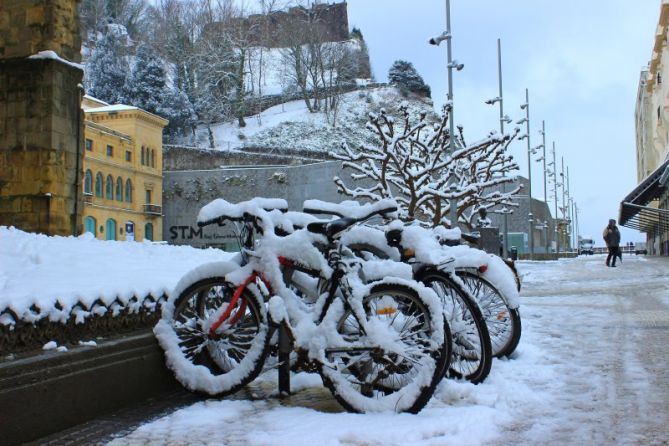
[429,31,451,46]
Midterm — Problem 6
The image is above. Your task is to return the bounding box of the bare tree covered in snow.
[278,2,356,124]
[331,103,522,229]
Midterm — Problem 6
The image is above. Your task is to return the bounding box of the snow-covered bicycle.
[155,198,451,413]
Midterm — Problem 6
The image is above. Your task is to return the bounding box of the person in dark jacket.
[603,219,621,267]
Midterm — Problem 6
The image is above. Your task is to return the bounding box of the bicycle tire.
[416,269,492,384]
[154,273,271,396]
[455,270,522,358]
[318,282,451,413]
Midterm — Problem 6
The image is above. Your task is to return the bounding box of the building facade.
[81,96,167,241]
[486,176,559,255]
[622,0,669,254]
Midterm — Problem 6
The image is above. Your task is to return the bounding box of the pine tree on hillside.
[125,44,167,115]
[388,60,431,98]
[86,32,129,104]
[159,88,197,140]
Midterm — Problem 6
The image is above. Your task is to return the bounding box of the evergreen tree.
[159,88,197,140]
[126,44,167,115]
[388,60,431,98]
[86,32,129,104]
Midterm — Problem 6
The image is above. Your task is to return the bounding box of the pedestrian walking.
[603,218,621,267]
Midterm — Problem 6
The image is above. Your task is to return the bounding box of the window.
[144,223,154,241]
[95,172,103,197]
[125,150,132,162]
[141,146,145,165]
[116,177,123,201]
[145,189,152,204]
[85,139,93,151]
[125,179,133,203]
[105,218,117,241]
[84,216,96,236]
[106,145,113,157]
[106,175,113,199]
[84,170,92,194]
[151,149,156,168]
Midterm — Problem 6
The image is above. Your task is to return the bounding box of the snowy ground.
[103,254,669,445]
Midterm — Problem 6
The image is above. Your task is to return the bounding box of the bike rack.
[278,323,292,396]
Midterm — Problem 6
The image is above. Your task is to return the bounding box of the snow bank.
[0,226,230,326]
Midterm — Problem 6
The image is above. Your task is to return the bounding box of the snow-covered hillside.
[194,86,436,153]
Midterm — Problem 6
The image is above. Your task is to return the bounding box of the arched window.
[105,218,117,241]
[84,170,92,194]
[106,175,113,199]
[116,177,123,201]
[125,179,133,203]
[95,172,103,198]
[84,216,96,236]
[144,222,154,241]
[141,146,145,165]
[151,149,156,168]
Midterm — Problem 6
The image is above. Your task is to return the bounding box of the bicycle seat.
[303,199,398,220]
[197,197,288,227]
[307,217,357,239]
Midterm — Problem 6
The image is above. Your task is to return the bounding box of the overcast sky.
[344,0,659,244]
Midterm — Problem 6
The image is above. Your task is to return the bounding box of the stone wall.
[0,0,81,62]
[163,161,345,248]
[163,145,329,171]
[0,0,83,236]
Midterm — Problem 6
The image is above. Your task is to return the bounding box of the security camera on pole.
[429,0,463,230]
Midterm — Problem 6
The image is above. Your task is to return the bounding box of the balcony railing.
[143,204,162,216]
[83,193,93,204]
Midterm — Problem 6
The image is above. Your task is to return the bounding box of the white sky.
[345,0,660,244]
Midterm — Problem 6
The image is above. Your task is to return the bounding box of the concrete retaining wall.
[163,161,345,248]
[0,331,177,445]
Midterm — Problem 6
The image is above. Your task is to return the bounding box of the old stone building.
[0,0,84,236]
[209,2,350,49]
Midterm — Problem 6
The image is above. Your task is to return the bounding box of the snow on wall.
[0,227,230,327]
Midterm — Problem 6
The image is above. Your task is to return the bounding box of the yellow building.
[81,96,168,241]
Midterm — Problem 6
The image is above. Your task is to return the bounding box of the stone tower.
[0,0,84,236]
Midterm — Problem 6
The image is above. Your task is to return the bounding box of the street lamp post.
[540,121,548,253]
[486,38,510,257]
[561,156,567,251]
[518,89,533,259]
[430,0,462,230]
[552,142,560,254]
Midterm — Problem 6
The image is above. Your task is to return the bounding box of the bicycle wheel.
[319,282,451,413]
[154,275,271,396]
[416,269,492,384]
[455,271,521,358]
